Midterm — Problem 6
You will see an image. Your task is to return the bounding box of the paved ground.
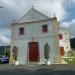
[0,64,75,75]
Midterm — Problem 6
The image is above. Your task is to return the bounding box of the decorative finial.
[53,13,57,20]
[53,13,56,17]
[32,5,34,8]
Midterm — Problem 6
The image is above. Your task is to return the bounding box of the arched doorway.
[28,42,39,62]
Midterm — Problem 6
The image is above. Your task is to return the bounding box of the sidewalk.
[0,64,75,75]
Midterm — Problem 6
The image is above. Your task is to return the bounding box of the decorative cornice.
[11,17,57,25]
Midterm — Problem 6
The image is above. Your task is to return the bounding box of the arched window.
[44,43,50,59]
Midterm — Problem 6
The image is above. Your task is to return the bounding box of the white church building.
[9,8,71,65]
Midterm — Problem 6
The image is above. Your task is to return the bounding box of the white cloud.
[0,28,11,46]
[60,22,70,28]
[72,0,75,3]
[0,29,11,38]
[0,33,10,46]
[60,19,75,38]
[1,0,34,16]
[0,0,75,38]
[33,0,67,21]
[1,0,68,21]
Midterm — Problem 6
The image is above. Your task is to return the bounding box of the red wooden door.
[60,47,64,56]
[29,42,39,62]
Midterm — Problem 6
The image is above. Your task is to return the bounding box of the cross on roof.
[32,5,34,8]
[53,13,56,17]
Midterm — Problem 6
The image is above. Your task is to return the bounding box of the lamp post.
[0,6,4,55]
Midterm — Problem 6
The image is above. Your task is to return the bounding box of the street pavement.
[0,64,75,75]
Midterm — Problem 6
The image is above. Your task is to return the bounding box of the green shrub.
[12,46,18,61]
[63,57,75,64]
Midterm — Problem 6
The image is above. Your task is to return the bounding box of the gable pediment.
[17,8,49,23]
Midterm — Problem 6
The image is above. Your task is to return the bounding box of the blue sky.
[0,0,75,44]
[62,3,75,22]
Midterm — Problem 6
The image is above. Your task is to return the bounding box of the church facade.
[9,8,66,65]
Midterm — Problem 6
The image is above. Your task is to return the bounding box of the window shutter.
[42,25,48,32]
[19,28,24,35]
[59,34,63,39]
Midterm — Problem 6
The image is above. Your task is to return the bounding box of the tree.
[44,43,50,60]
[67,51,73,57]
[63,50,75,64]
[12,46,18,61]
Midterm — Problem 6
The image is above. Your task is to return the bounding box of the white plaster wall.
[14,36,56,64]
[15,21,53,40]
[15,40,28,64]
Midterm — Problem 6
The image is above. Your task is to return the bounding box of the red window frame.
[42,25,48,33]
[60,47,64,56]
[59,34,63,39]
[19,27,24,35]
